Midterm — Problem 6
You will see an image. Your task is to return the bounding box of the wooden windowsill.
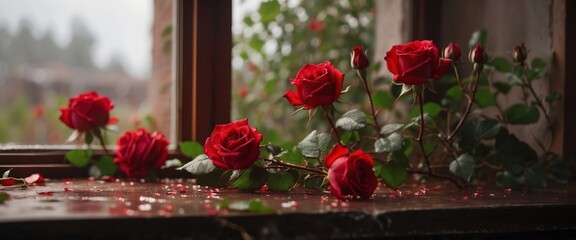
[0,179,574,239]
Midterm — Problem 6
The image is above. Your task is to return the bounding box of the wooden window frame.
[0,0,231,178]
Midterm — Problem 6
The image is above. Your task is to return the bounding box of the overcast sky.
[0,0,152,79]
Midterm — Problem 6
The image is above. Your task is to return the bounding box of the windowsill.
[1,179,574,239]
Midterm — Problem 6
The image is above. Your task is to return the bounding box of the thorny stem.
[324,108,341,143]
[415,94,433,175]
[262,157,327,176]
[521,64,555,156]
[357,69,382,134]
[449,69,481,140]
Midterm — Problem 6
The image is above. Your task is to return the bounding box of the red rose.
[351,46,370,70]
[204,119,263,170]
[283,61,344,110]
[513,43,527,63]
[325,144,378,200]
[60,91,117,132]
[443,42,461,61]
[384,40,452,85]
[469,44,487,64]
[114,128,169,178]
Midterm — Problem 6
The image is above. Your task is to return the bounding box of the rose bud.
[59,91,117,132]
[384,40,452,85]
[443,42,461,61]
[114,128,169,178]
[513,43,527,64]
[324,144,378,200]
[468,44,487,64]
[283,61,344,110]
[204,119,263,170]
[351,46,370,70]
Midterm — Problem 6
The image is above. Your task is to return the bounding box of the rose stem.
[415,93,432,174]
[324,108,341,143]
[448,69,481,141]
[357,69,381,134]
[261,157,327,176]
[415,93,466,188]
[94,130,111,156]
[521,64,555,156]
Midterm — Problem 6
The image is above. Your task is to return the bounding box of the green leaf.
[504,104,540,124]
[304,176,324,190]
[373,90,393,109]
[179,141,204,159]
[489,57,512,72]
[449,154,475,181]
[548,156,570,183]
[493,82,511,94]
[474,89,496,107]
[468,29,487,48]
[410,102,441,118]
[232,167,268,191]
[476,119,501,140]
[97,155,117,176]
[546,92,561,104]
[377,161,407,190]
[65,149,92,168]
[380,123,404,135]
[279,149,304,165]
[531,58,546,70]
[387,133,405,152]
[177,154,215,175]
[374,138,390,153]
[335,109,366,131]
[388,151,410,168]
[196,168,230,188]
[298,130,330,158]
[249,37,265,52]
[0,192,9,204]
[243,16,254,27]
[266,143,283,156]
[266,173,295,191]
[496,171,525,189]
[489,57,511,72]
[446,85,463,103]
[524,165,547,188]
[258,0,281,24]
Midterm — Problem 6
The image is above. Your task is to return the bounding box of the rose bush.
[283,61,344,110]
[204,119,263,170]
[384,40,452,85]
[59,91,117,132]
[325,144,378,200]
[114,128,169,178]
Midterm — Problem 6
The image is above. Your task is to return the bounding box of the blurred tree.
[64,17,96,68]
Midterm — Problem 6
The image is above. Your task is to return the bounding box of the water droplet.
[38,191,53,196]
[212,188,220,193]
[281,201,298,208]
[472,192,481,198]
[88,177,95,181]
[138,203,152,211]
[153,192,161,197]
[63,178,71,184]
[330,201,339,207]
[129,181,135,186]
[340,202,350,208]
[321,196,329,204]
[64,187,73,192]
[489,193,495,197]
[503,188,512,195]
[261,185,269,192]
[462,196,469,200]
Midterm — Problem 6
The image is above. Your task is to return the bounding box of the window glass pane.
[232,0,376,143]
[0,0,175,147]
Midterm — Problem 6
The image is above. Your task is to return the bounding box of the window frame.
[0,0,231,178]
